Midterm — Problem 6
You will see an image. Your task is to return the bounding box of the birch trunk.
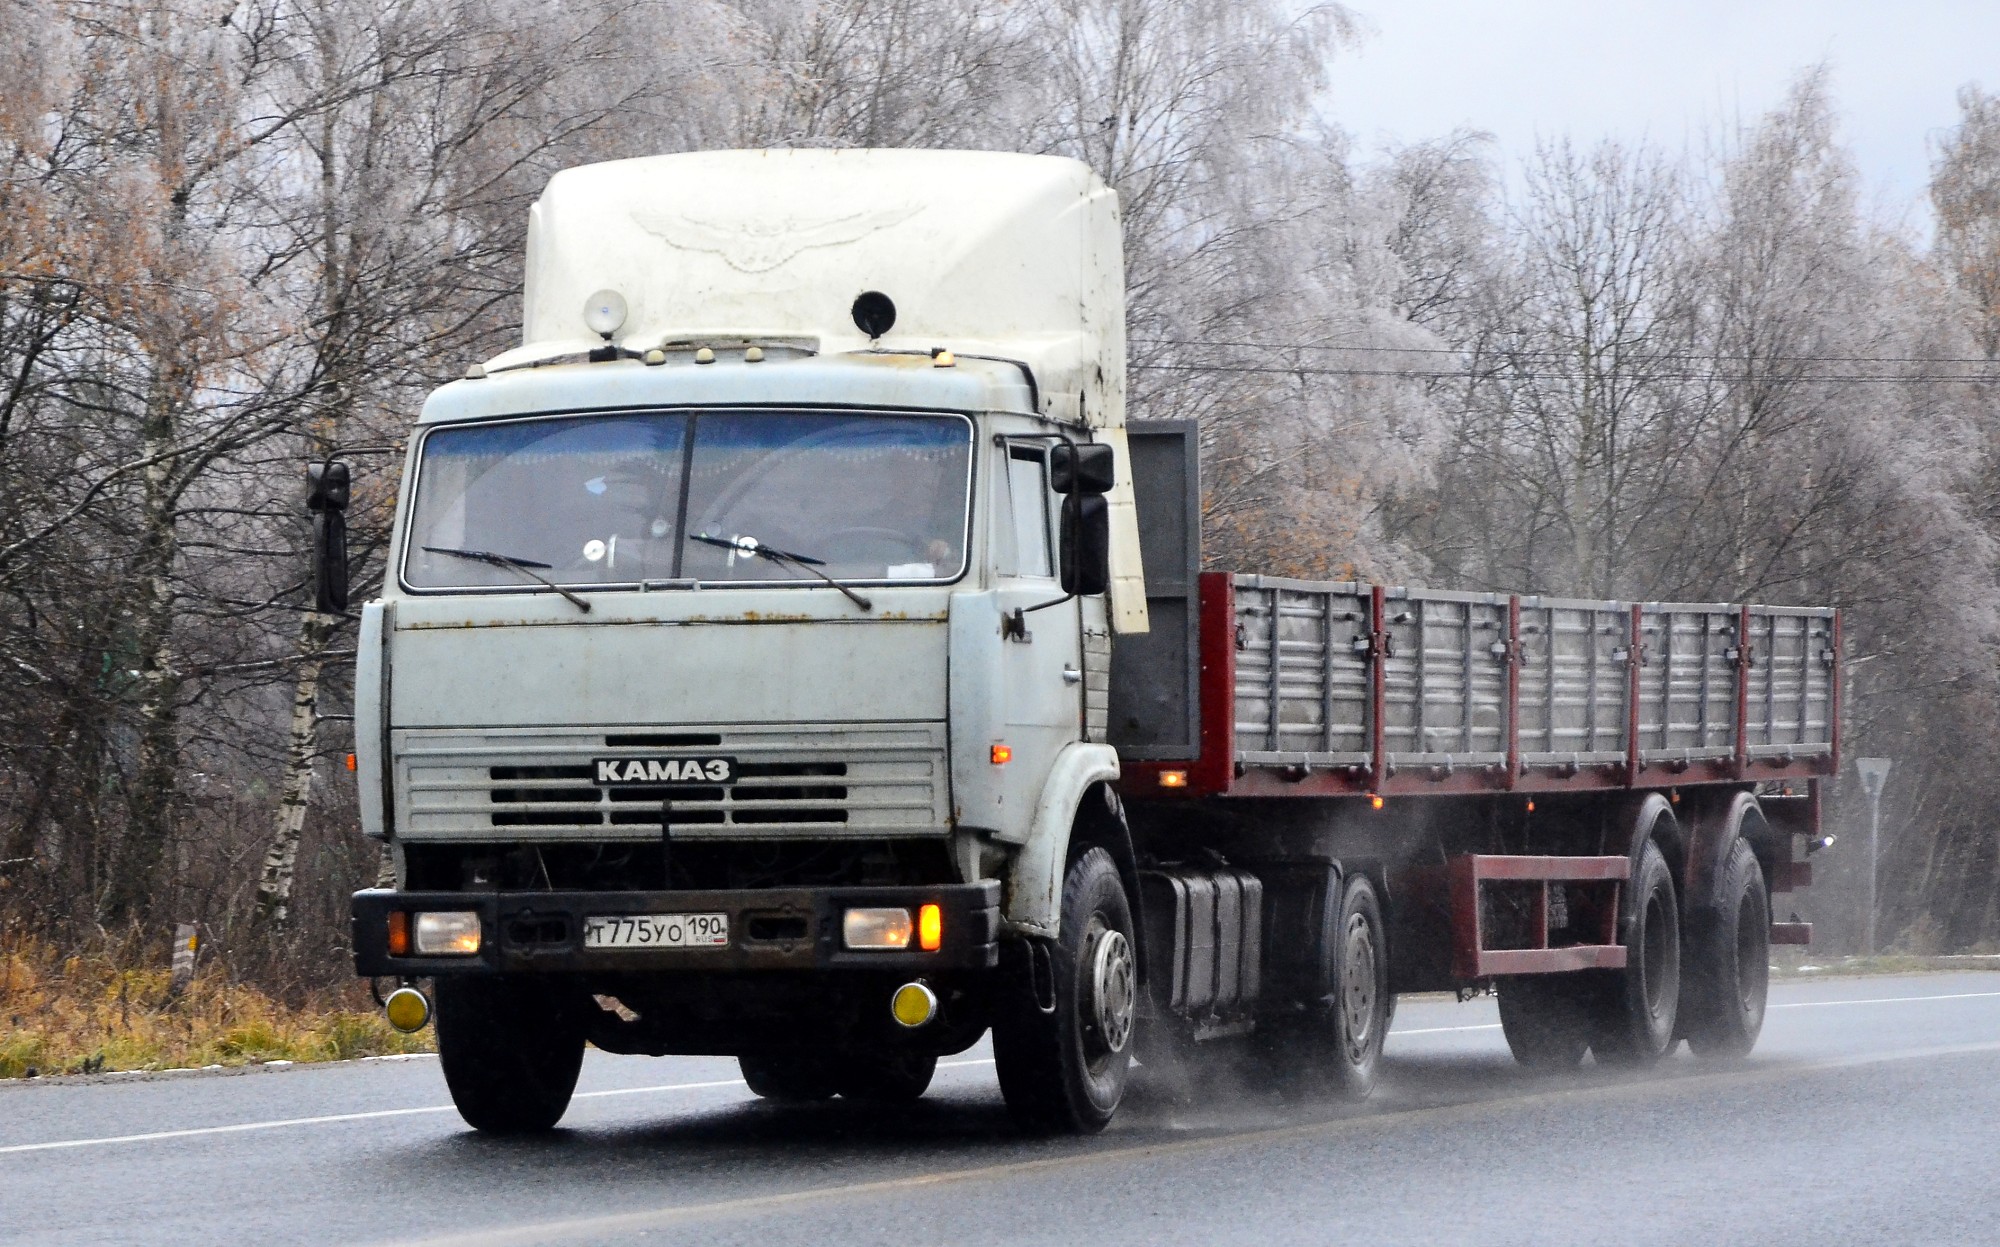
[255,611,336,927]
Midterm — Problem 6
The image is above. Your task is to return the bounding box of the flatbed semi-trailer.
[329,149,1832,1134]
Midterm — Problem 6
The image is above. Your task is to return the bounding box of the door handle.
[1062,665,1083,685]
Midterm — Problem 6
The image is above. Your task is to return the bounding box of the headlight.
[842,907,912,950]
[414,911,482,955]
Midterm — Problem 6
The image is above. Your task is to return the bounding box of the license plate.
[582,913,730,949]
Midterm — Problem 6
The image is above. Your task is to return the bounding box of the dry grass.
[0,937,431,1079]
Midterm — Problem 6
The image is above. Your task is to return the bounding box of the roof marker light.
[583,289,627,340]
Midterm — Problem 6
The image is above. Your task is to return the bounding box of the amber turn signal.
[386,910,410,956]
[918,903,943,951]
[1158,770,1188,788]
[990,744,1012,765]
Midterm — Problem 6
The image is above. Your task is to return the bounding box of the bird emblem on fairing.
[631,203,923,273]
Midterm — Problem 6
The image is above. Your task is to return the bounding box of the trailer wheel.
[834,1051,938,1104]
[1589,839,1682,1066]
[1684,838,1770,1058]
[1497,977,1592,1069]
[993,847,1136,1133]
[435,976,586,1133]
[738,1055,839,1102]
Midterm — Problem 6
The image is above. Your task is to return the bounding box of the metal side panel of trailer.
[1120,573,1839,800]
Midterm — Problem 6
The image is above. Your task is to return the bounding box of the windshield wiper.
[422,546,592,613]
[688,533,873,611]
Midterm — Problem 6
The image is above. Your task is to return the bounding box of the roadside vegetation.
[0,930,429,1080]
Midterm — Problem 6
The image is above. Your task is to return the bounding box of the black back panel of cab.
[1108,420,1201,759]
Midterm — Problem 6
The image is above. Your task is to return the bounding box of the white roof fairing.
[504,149,1124,432]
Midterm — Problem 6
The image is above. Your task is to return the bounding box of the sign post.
[1855,757,1892,955]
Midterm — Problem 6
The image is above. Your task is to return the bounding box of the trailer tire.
[1589,839,1683,1067]
[835,1051,938,1104]
[435,976,586,1133]
[1497,976,1592,1070]
[738,1055,839,1102]
[1684,838,1770,1059]
[993,847,1136,1133]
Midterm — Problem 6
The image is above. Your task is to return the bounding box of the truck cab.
[346,150,1149,1132]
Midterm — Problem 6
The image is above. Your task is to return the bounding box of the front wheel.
[834,1051,938,1104]
[435,976,586,1133]
[992,847,1137,1133]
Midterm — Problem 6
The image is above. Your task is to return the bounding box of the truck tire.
[435,976,586,1133]
[1588,839,1683,1067]
[1317,872,1390,1096]
[1497,976,1592,1070]
[993,847,1137,1133]
[834,1051,938,1104]
[1683,838,1770,1059]
[1254,871,1390,1097]
[738,1055,838,1102]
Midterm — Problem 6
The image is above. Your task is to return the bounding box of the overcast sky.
[1327,1,2000,223]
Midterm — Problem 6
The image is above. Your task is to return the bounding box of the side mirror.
[1059,492,1110,596]
[308,461,352,613]
[1050,442,1115,495]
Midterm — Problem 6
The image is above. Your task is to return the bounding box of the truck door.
[993,440,1084,792]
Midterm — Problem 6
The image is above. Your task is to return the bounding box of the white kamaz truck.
[337,150,1836,1135]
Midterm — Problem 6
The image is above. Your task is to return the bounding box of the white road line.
[0,1058,995,1157]
[1392,1024,1502,1036]
[1771,990,2000,1009]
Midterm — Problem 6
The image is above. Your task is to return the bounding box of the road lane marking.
[367,1037,2000,1247]
[1771,990,2000,1008]
[0,1058,995,1157]
[1392,1023,1501,1035]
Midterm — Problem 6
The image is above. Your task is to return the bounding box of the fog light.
[384,986,431,1033]
[891,981,938,1028]
[414,911,482,955]
[843,907,912,950]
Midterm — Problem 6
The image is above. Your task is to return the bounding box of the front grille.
[396,724,947,841]
[488,760,850,828]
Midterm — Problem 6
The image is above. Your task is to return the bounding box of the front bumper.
[352,881,1001,976]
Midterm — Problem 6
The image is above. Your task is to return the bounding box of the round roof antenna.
[851,291,896,339]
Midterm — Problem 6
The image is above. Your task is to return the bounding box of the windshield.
[403,409,973,591]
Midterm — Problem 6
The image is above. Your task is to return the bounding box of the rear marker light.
[990,744,1011,765]
[918,903,943,951]
[1159,770,1188,788]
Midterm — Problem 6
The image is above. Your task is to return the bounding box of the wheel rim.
[1085,919,1136,1060]
[1341,910,1379,1061]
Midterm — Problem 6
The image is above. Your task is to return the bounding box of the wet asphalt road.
[3,972,1998,1247]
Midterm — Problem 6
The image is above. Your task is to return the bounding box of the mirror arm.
[1002,594,1076,643]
